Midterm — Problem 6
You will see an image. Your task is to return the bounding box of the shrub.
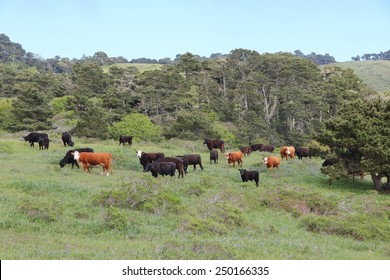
[104,206,128,231]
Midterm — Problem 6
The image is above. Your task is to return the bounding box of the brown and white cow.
[280,146,295,160]
[224,151,243,167]
[73,151,112,176]
[263,156,280,169]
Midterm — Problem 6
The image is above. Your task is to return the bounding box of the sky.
[1,0,389,62]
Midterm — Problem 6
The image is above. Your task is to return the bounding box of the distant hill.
[330,60,390,93]
[102,63,163,73]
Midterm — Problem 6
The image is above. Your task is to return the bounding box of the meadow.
[0,132,389,260]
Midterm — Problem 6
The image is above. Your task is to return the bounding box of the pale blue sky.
[1,0,389,61]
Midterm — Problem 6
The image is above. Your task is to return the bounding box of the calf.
[224,151,243,167]
[239,146,251,156]
[60,148,94,168]
[38,136,49,150]
[119,135,133,146]
[73,151,112,175]
[239,169,259,187]
[295,147,311,159]
[263,156,280,169]
[23,132,48,148]
[144,162,176,178]
[177,154,203,173]
[157,157,184,178]
[210,149,218,164]
[61,132,74,147]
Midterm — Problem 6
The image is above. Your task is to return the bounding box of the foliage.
[109,113,162,142]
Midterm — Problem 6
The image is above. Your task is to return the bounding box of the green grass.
[102,63,163,73]
[0,133,389,259]
[330,60,390,93]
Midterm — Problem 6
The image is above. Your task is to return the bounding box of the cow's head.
[263,157,269,164]
[286,147,291,155]
[72,151,80,161]
[238,169,246,175]
[136,150,143,158]
[224,153,230,159]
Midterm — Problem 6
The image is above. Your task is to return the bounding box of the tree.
[316,98,390,191]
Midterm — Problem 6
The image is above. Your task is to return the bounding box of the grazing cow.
[322,158,339,167]
[136,150,165,171]
[60,148,94,168]
[177,154,203,173]
[119,135,133,146]
[239,146,251,156]
[261,145,275,153]
[210,149,218,164]
[239,169,259,187]
[73,151,112,176]
[250,144,263,152]
[38,136,49,150]
[263,156,280,169]
[23,132,48,148]
[157,157,184,178]
[144,162,176,178]
[295,147,311,159]
[203,138,225,152]
[61,132,74,147]
[280,146,295,160]
[224,151,243,167]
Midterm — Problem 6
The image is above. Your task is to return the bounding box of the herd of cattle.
[22,132,356,187]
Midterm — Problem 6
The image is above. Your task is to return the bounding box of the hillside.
[102,63,163,73]
[331,60,390,93]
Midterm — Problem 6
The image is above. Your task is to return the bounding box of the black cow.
[119,135,133,146]
[210,149,218,164]
[23,132,48,148]
[295,147,311,159]
[177,154,203,173]
[261,145,275,152]
[203,138,225,152]
[61,132,74,147]
[38,136,49,150]
[322,158,339,167]
[157,157,184,178]
[250,144,263,152]
[239,169,259,187]
[136,150,165,171]
[60,148,94,168]
[144,162,176,178]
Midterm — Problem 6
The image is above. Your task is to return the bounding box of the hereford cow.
[295,147,311,159]
[157,157,184,178]
[280,146,295,160]
[38,136,49,150]
[61,132,74,147]
[261,145,275,153]
[210,149,218,164]
[263,156,280,169]
[239,146,251,156]
[73,151,112,175]
[239,169,259,187]
[60,148,94,168]
[136,150,165,171]
[144,162,176,178]
[23,132,48,148]
[250,144,263,152]
[119,135,133,146]
[203,138,225,152]
[224,151,243,167]
[177,154,203,173]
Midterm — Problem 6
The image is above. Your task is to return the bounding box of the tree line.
[0,33,389,190]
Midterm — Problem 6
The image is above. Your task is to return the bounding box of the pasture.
[0,132,389,260]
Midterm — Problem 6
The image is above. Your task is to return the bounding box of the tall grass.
[0,134,389,259]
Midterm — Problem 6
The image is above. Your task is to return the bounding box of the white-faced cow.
[136,150,165,171]
[73,151,112,176]
[60,148,94,169]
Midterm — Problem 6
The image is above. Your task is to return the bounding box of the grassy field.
[331,60,390,93]
[0,132,389,260]
[102,63,163,73]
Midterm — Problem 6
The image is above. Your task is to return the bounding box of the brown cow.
[239,146,251,156]
[224,151,243,167]
[280,146,295,160]
[73,151,112,176]
[263,156,280,169]
[203,138,225,152]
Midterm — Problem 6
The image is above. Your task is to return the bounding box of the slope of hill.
[102,63,163,73]
[330,60,390,93]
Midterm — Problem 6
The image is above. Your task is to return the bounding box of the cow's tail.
[221,141,225,152]
[107,153,113,175]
